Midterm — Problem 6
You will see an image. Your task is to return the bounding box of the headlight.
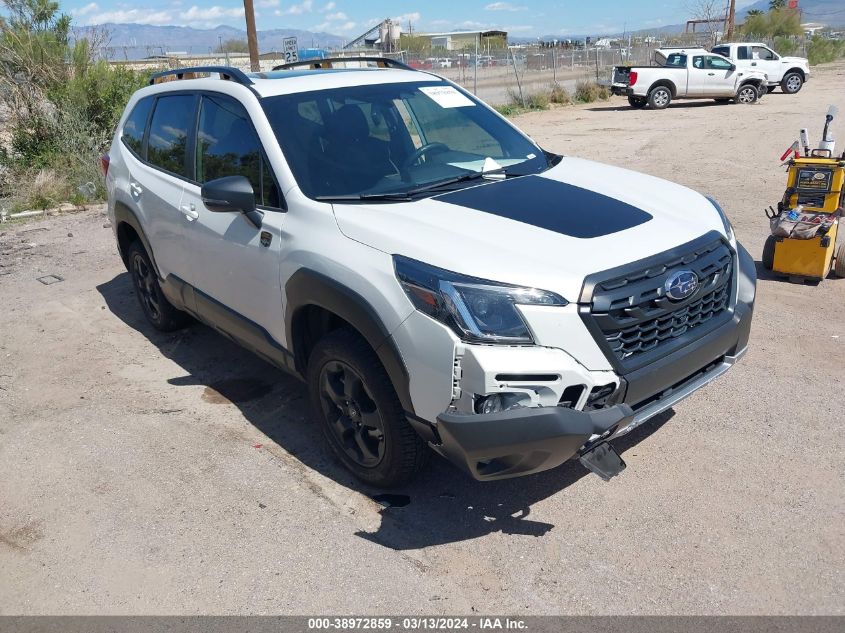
[707,196,734,242]
[394,255,567,344]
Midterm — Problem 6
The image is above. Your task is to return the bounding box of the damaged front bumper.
[433,403,634,480]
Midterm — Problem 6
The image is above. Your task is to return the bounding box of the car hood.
[331,156,728,301]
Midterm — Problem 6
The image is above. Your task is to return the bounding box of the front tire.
[127,241,191,332]
[735,84,758,105]
[647,85,671,109]
[307,328,429,488]
[762,236,776,271]
[834,242,845,278]
[781,72,803,94]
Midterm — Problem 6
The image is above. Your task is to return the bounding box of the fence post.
[510,47,525,107]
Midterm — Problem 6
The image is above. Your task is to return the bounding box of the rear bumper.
[433,404,633,480]
[611,85,634,96]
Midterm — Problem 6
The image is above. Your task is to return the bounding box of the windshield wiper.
[315,192,412,202]
[404,168,508,196]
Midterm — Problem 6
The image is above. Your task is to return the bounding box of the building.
[401,30,507,51]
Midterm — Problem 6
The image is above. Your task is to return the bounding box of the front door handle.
[180,203,199,221]
[708,72,715,76]
[751,62,757,66]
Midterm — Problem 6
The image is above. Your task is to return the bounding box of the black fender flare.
[113,203,160,278]
[284,269,415,415]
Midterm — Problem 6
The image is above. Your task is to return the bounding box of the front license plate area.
[579,442,626,481]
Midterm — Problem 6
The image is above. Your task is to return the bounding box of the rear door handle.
[129,181,143,196]
[180,203,199,221]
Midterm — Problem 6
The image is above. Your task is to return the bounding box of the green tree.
[769,0,786,9]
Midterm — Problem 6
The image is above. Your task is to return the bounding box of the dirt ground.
[1,62,843,616]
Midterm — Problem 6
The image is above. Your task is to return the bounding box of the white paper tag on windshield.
[419,86,475,108]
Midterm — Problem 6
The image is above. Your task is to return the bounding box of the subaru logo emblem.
[665,270,699,301]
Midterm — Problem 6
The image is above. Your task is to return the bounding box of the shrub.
[0,0,148,209]
[807,36,845,66]
[524,91,550,110]
[773,36,799,57]
[574,79,610,103]
[549,83,572,105]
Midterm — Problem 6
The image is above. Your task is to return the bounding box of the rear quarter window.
[122,96,154,158]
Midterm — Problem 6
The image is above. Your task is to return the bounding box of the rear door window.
[122,96,154,158]
[147,94,195,178]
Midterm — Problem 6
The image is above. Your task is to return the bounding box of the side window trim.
[194,92,286,212]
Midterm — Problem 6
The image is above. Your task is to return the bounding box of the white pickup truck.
[611,47,768,110]
[711,42,809,94]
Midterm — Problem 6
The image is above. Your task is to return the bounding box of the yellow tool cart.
[763,106,845,282]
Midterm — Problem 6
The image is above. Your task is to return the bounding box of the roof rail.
[272,56,413,71]
[149,66,254,86]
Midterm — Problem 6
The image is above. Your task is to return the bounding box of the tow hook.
[579,442,626,481]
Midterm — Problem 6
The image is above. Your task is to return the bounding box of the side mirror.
[730,63,737,71]
[201,175,263,228]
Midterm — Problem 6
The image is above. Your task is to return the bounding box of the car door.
[751,45,781,82]
[134,93,198,284]
[179,93,288,352]
[687,55,710,95]
[704,55,738,96]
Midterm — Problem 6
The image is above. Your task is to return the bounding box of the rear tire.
[762,236,776,271]
[834,242,845,278]
[627,96,647,109]
[307,328,430,488]
[781,72,803,94]
[647,85,671,109]
[127,241,191,332]
[735,84,758,105]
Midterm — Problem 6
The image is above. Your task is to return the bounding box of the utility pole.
[725,0,736,40]
[243,0,260,71]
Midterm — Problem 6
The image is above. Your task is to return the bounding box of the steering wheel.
[402,142,449,170]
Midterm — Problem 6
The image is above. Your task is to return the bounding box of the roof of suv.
[148,61,443,99]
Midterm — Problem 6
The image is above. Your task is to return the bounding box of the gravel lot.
[1,62,843,616]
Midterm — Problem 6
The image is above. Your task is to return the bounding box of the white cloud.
[256,0,279,7]
[179,5,245,21]
[393,12,421,23]
[80,8,175,25]
[320,1,336,11]
[325,11,347,21]
[337,21,356,31]
[280,0,313,15]
[71,2,99,16]
[485,2,525,11]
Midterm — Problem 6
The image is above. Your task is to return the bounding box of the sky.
[66,0,763,37]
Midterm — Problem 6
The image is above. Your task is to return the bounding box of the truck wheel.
[834,242,845,278]
[781,72,803,94]
[735,84,758,104]
[627,96,647,109]
[762,236,776,271]
[647,86,671,109]
[127,241,192,332]
[308,328,429,488]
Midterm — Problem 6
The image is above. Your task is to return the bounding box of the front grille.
[581,234,734,372]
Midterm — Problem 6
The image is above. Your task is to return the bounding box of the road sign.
[283,37,299,64]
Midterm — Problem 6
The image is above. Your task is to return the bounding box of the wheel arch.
[647,79,676,97]
[114,201,158,276]
[784,67,805,80]
[285,269,414,415]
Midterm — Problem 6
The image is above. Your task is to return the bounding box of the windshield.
[260,81,552,199]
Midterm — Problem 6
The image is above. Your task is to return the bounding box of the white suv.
[712,42,809,94]
[104,59,757,487]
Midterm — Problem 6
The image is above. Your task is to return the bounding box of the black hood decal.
[436,175,652,239]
